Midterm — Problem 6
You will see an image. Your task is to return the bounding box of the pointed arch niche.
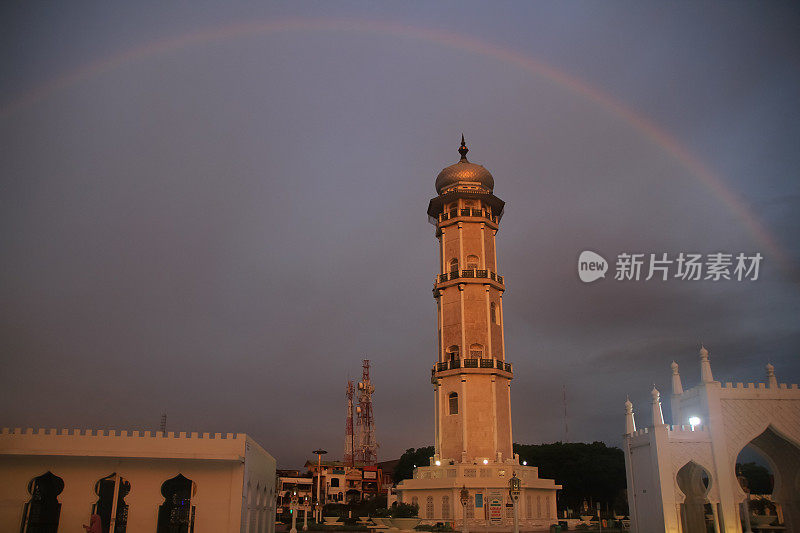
[93,473,131,532]
[21,471,64,533]
[676,461,715,533]
[157,474,196,533]
[737,425,800,531]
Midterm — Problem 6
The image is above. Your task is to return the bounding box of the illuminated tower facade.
[396,138,559,528]
[427,136,512,464]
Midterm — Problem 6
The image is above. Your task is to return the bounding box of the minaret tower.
[427,136,511,464]
[397,139,560,526]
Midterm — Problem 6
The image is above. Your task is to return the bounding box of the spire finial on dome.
[458,134,469,161]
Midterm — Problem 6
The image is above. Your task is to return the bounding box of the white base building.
[397,458,560,528]
[0,427,276,533]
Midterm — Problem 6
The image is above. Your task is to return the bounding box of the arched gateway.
[624,347,800,533]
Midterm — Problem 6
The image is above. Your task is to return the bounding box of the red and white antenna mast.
[355,359,378,465]
[344,380,355,467]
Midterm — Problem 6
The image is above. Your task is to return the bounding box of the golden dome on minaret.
[434,135,494,194]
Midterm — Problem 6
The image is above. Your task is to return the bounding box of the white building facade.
[0,427,276,533]
[623,347,800,533]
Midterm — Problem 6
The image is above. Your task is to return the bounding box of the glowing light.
[435,460,441,466]
[522,461,527,466]
[483,459,489,465]
[689,416,701,429]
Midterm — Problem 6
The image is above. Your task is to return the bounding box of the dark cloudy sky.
[1,2,798,469]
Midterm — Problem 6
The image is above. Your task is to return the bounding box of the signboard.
[488,491,503,523]
[363,471,377,480]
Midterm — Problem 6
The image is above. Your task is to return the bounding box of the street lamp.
[290,488,299,533]
[508,473,521,533]
[303,495,309,531]
[313,449,328,522]
[459,485,470,533]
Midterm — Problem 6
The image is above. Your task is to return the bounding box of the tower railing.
[438,208,498,224]
[433,358,512,374]
[437,269,503,284]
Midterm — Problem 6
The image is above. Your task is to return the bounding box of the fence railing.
[437,269,504,284]
[438,208,498,224]
[433,358,512,374]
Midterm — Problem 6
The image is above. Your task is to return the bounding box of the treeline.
[514,442,627,515]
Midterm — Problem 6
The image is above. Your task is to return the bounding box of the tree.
[736,462,772,494]
[393,446,435,483]
[514,442,627,516]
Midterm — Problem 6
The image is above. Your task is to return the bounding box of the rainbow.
[1,17,793,275]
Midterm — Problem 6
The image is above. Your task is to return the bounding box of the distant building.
[303,460,385,504]
[396,138,561,528]
[0,427,276,533]
[376,458,399,494]
[275,471,313,521]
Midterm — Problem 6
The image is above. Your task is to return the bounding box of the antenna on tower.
[344,380,355,467]
[160,412,167,436]
[355,359,378,465]
[562,385,568,443]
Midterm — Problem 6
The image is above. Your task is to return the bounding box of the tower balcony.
[427,187,505,226]
[433,269,505,295]
[437,207,499,225]
[431,358,513,378]
[438,269,503,284]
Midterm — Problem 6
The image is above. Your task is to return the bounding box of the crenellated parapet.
[720,381,799,392]
[627,424,711,447]
[0,427,251,461]
[1,427,242,439]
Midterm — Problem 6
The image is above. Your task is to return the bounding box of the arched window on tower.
[448,392,459,415]
[446,345,460,363]
[490,303,498,325]
[466,255,479,270]
[449,258,459,273]
[469,343,484,359]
